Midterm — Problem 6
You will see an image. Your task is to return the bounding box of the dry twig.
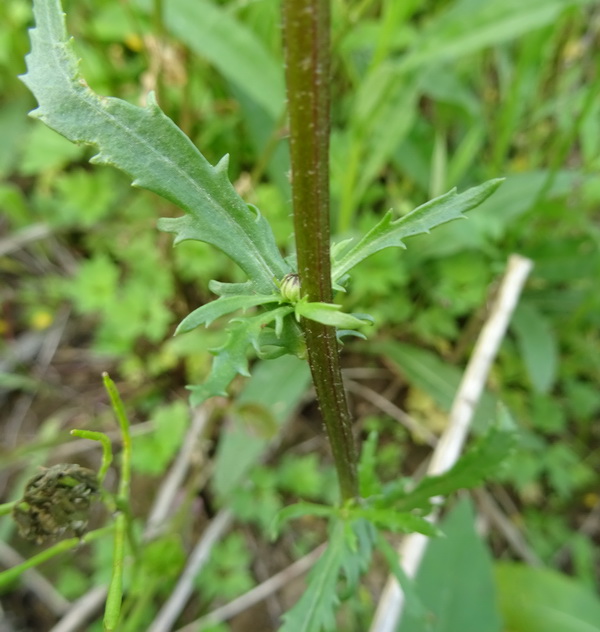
[177,544,326,632]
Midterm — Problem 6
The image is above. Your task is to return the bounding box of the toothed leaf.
[280,521,345,632]
[381,412,518,512]
[280,519,376,632]
[332,179,504,281]
[176,294,281,334]
[340,519,377,590]
[351,507,441,537]
[188,306,293,407]
[22,0,288,294]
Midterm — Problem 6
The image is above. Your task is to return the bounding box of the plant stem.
[102,372,134,631]
[70,429,113,483]
[0,525,114,589]
[283,0,358,500]
[0,501,17,517]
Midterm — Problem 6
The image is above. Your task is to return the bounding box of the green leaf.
[280,519,376,632]
[135,0,285,121]
[295,301,372,330]
[208,280,255,297]
[398,499,502,632]
[270,501,336,540]
[495,563,600,632]
[511,302,558,394]
[340,519,377,590]
[352,507,440,537]
[176,294,281,334]
[386,413,517,512]
[332,179,504,281]
[399,0,586,74]
[358,431,382,498]
[22,0,288,294]
[375,532,429,621]
[188,306,293,407]
[279,521,346,632]
[338,69,419,228]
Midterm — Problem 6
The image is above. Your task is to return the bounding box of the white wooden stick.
[369,254,533,632]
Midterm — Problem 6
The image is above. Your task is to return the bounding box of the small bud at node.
[280,273,301,303]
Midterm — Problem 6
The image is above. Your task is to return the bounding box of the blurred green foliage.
[2,0,599,628]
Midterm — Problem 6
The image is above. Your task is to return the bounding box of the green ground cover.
[1,1,599,630]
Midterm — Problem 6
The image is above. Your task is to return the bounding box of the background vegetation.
[1,0,599,630]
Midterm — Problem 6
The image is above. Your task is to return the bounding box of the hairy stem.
[283,0,358,500]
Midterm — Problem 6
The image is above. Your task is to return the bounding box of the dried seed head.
[13,464,99,544]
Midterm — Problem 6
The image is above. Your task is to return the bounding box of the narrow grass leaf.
[399,0,586,74]
[375,532,429,620]
[135,0,285,120]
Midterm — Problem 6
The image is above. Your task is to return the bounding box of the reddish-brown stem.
[283,0,358,501]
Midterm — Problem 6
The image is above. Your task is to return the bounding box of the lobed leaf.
[352,507,441,537]
[176,294,281,334]
[187,306,293,407]
[383,414,517,512]
[22,0,288,294]
[280,519,376,632]
[340,519,377,590]
[332,179,504,282]
[279,521,346,632]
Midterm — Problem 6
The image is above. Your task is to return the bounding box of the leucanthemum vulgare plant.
[3,0,517,629]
